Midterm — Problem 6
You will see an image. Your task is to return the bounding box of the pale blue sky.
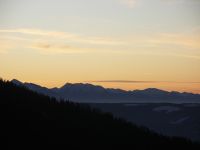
[1,0,199,35]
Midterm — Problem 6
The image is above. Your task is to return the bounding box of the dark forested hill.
[1,79,199,149]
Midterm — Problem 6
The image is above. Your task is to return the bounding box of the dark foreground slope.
[0,80,199,149]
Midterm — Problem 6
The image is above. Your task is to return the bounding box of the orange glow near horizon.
[3,77,200,94]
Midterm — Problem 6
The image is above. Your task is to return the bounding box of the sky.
[0,0,200,93]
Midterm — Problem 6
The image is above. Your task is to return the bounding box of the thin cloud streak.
[89,80,200,84]
[31,42,92,54]
[0,28,200,56]
[0,28,199,48]
[0,28,124,46]
[0,28,125,54]
[91,80,158,83]
[0,28,76,38]
[149,33,200,49]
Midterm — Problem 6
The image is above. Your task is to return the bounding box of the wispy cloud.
[0,28,125,54]
[0,28,76,38]
[0,28,200,57]
[90,80,158,83]
[0,28,124,46]
[148,32,200,49]
[89,80,200,84]
[31,42,92,54]
[1,28,199,49]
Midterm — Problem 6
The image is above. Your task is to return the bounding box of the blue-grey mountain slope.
[11,79,200,103]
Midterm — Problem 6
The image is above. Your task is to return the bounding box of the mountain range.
[11,79,200,103]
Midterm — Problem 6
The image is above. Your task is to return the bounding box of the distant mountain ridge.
[11,79,200,103]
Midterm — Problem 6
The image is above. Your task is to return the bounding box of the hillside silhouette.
[1,79,199,149]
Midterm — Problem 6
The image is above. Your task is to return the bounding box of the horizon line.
[8,78,200,94]
[88,80,200,84]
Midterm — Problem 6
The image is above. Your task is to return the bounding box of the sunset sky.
[0,0,200,93]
